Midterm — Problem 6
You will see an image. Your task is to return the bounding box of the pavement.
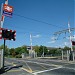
[0,58,75,75]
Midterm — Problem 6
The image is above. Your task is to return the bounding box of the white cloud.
[48,41,55,44]
[51,36,57,40]
[32,34,41,38]
[64,42,68,46]
[47,36,56,44]
[64,42,71,47]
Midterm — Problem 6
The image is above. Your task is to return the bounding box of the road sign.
[3,4,13,17]
[27,46,31,50]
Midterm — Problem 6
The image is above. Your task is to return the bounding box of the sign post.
[0,0,15,70]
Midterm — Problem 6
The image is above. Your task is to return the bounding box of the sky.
[0,0,75,48]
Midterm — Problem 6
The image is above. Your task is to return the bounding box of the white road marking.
[21,60,62,67]
[32,67,62,74]
[63,67,75,70]
[20,67,32,73]
[24,61,33,72]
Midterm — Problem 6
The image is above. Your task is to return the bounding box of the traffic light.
[11,31,16,41]
[2,28,16,41]
[72,41,75,46]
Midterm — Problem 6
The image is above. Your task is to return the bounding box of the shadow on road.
[0,65,23,74]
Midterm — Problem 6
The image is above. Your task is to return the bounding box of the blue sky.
[0,0,75,48]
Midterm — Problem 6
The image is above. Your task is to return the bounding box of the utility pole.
[68,21,74,61]
[30,34,32,51]
[68,21,73,51]
[30,34,33,57]
[54,22,75,61]
[43,46,44,57]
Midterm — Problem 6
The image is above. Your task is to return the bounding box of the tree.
[0,44,9,56]
[33,45,39,53]
[47,48,61,56]
[63,46,71,51]
[9,48,16,57]
[15,45,28,55]
[15,47,22,55]
[72,46,75,51]
[38,45,48,56]
[21,45,28,54]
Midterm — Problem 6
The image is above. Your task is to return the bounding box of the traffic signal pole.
[0,0,8,69]
[3,39,6,69]
[1,39,6,69]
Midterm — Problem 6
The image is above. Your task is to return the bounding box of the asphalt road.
[0,58,75,75]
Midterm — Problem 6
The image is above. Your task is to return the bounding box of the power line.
[54,28,75,35]
[13,13,65,29]
[3,24,54,36]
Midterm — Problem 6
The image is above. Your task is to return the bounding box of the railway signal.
[0,28,16,41]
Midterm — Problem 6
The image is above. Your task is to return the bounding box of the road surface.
[0,58,75,75]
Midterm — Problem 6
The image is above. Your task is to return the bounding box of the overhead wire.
[13,13,66,29]
[3,13,66,36]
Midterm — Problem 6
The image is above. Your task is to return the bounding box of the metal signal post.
[2,39,6,69]
[0,0,15,69]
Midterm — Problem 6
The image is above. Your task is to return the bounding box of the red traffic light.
[72,41,75,46]
[0,28,16,41]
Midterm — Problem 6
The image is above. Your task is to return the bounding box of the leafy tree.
[63,46,71,51]
[9,48,16,57]
[0,44,9,56]
[15,47,22,55]
[21,45,28,54]
[15,45,28,55]
[33,45,39,53]
[72,46,75,51]
[38,45,48,56]
[47,48,61,56]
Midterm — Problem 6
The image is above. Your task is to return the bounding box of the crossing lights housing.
[0,28,16,41]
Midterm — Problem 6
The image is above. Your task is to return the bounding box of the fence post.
[67,50,69,61]
[73,51,74,61]
[62,50,63,60]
